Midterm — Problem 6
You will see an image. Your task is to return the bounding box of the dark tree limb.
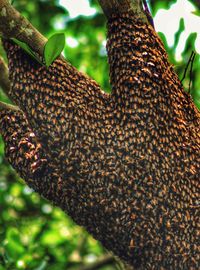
[98,0,148,23]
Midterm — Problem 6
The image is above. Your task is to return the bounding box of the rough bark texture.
[98,0,146,21]
[0,1,200,269]
[0,0,46,55]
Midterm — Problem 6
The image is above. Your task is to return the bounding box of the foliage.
[44,33,65,67]
[0,0,199,269]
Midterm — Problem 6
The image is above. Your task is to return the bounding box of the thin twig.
[142,0,155,28]
[181,51,195,83]
[188,51,196,93]
[0,55,10,96]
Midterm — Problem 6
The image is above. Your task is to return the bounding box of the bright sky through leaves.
[59,0,200,60]
[59,0,96,18]
[154,0,200,60]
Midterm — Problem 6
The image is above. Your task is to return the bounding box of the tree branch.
[0,56,10,96]
[98,0,148,23]
[0,55,21,108]
[0,0,46,55]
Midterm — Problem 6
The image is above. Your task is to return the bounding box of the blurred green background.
[0,0,199,269]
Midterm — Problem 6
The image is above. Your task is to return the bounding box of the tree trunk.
[0,0,199,269]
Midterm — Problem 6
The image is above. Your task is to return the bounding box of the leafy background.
[0,0,199,269]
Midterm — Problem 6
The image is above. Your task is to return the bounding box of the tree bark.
[98,0,147,21]
[0,56,10,96]
[0,0,46,55]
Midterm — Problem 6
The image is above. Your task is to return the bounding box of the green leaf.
[44,33,65,67]
[192,10,200,17]
[12,39,43,65]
